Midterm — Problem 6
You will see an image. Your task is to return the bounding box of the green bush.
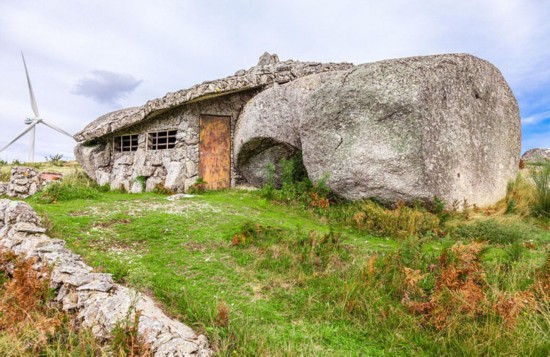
[530,161,550,217]
[453,219,533,245]
[30,172,101,203]
[349,200,441,239]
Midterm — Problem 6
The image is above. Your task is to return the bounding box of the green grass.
[25,185,550,356]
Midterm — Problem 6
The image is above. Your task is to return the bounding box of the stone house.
[75,53,352,193]
[76,52,520,207]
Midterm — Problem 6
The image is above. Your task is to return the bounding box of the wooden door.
[199,115,231,190]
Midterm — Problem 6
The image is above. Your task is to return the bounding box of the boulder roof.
[74,53,353,142]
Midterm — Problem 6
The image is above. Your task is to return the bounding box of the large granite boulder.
[522,148,550,163]
[235,54,521,207]
[234,72,341,186]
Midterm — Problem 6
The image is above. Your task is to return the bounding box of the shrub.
[30,172,101,203]
[530,160,550,217]
[351,200,440,239]
[453,219,533,245]
[504,174,535,216]
[45,153,65,167]
[0,170,9,182]
[187,177,208,194]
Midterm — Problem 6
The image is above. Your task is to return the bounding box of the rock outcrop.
[522,148,550,163]
[0,199,211,356]
[234,54,521,207]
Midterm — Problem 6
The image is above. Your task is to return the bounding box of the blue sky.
[0,0,548,161]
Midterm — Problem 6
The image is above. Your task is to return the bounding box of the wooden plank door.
[199,115,231,190]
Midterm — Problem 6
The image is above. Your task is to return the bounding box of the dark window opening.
[114,134,139,152]
[148,130,177,150]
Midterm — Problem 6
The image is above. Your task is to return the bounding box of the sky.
[0,0,548,162]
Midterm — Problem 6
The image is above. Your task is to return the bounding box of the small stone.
[76,281,114,292]
[166,194,196,201]
[13,222,46,234]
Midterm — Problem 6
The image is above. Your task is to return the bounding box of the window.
[113,134,139,152]
[147,130,177,150]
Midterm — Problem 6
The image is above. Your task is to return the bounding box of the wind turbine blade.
[21,52,40,118]
[40,120,74,139]
[0,123,38,153]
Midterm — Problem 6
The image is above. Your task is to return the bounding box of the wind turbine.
[0,53,74,162]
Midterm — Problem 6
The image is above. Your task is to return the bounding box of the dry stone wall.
[0,199,211,356]
[6,166,41,198]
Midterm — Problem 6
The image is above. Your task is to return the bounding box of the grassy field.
[10,164,547,356]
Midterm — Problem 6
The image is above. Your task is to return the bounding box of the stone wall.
[75,91,257,193]
[7,166,40,198]
[0,199,211,356]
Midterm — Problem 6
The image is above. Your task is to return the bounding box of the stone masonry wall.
[76,91,257,193]
[0,199,211,356]
[7,166,40,198]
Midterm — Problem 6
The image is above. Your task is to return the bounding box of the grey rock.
[146,176,163,192]
[522,148,550,163]
[234,73,341,186]
[300,54,520,206]
[13,222,46,234]
[130,181,144,193]
[257,52,280,66]
[96,171,110,186]
[233,54,520,207]
[76,280,114,292]
[165,162,186,191]
[13,178,29,185]
[166,193,196,201]
[74,143,110,180]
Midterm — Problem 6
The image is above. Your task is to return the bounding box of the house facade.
[74,53,352,193]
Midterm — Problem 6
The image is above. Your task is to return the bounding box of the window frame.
[113,134,139,152]
[146,130,177,151]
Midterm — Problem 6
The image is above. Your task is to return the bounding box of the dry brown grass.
[401,242,545,330]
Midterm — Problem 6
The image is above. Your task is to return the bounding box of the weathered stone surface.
[522,148,550,163]
[74,143,110,180]
[0,183,7,195]
[235,73,342,186]
[13,222,46,234]
[0,200,212,356]
[235,54,520,207]
[300,54,520,206]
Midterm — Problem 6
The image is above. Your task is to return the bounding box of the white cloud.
[72,70,143,105]
[522,111,550,125]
